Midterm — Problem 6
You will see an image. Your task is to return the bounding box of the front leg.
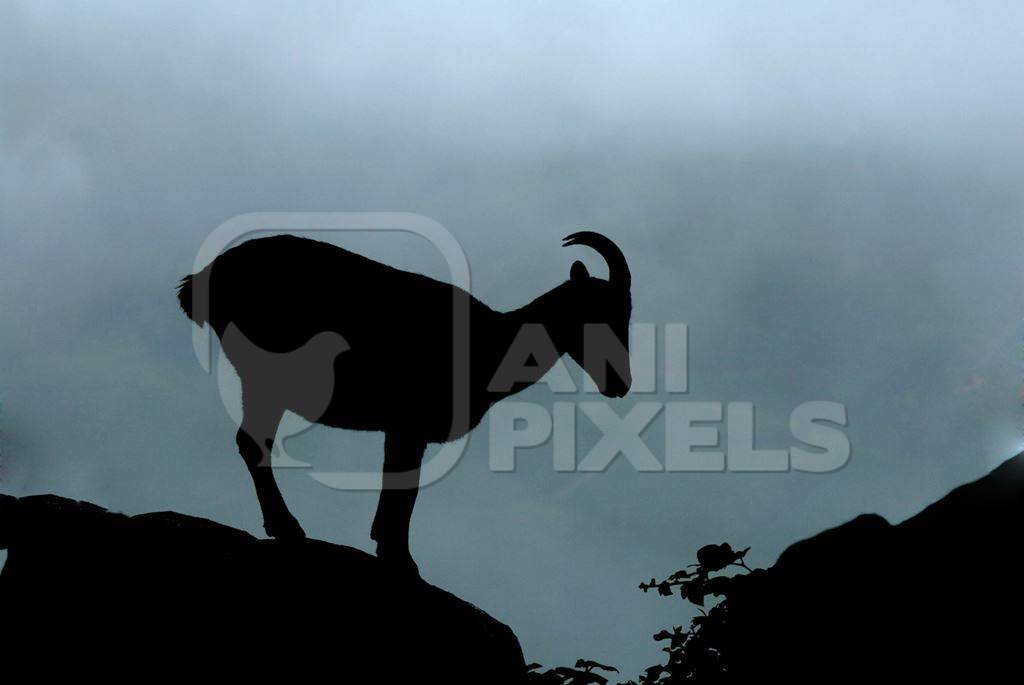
[371,433,426,574]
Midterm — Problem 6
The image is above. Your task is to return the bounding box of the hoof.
[264,514,306,541]
[376,543,420,577]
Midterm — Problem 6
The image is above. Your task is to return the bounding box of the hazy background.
[2,1,1023,675]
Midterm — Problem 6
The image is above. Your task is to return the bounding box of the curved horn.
[562,231,630,287]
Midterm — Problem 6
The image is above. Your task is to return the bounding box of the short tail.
[176,272,208,325]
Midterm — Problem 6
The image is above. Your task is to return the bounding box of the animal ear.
[570,260,590,282]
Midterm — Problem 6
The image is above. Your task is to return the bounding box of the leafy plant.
[527,659,620,684]
[527,543,755,684]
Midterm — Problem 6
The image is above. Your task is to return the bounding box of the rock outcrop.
[718,454,1024,681]
[0,494,526,682]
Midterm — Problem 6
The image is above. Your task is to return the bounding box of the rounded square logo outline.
[191,212,470,490]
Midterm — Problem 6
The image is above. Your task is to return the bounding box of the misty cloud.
[2,1,1023,674]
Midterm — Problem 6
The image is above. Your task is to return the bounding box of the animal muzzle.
[600,370,632,398]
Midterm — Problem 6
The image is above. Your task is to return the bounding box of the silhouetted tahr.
[178,231,631,572]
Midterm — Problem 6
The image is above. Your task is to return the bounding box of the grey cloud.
[2,0,1023,675]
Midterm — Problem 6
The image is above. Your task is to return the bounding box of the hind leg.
[237,397,305,540]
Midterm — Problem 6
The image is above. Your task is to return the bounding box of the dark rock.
[719,453,1024,681]
[0,494,527,682]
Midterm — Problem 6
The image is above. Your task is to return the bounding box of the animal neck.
[487,283,576,398]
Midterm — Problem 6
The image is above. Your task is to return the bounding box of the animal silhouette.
[178,232,631,572]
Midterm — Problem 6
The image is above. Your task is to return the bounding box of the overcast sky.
[2,1,1023,675]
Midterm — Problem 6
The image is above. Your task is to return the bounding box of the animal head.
[562,231,632,398]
